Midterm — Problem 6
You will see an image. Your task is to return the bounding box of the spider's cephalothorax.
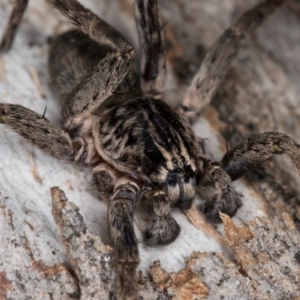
[1,0,298,299]
[95,98,197,202]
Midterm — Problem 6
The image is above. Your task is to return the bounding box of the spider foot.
[144,215,180,245]
[199,159,243,223]
[201,186,243,223]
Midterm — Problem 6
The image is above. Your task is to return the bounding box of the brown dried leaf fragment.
[149,261,209,300]
[0,272,11,300]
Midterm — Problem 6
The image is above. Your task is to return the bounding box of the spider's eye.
[167,178,177,187]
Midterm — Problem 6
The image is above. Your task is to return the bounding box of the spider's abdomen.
[93,98,197,206]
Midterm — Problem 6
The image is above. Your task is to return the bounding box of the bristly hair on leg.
[41,105,47,119]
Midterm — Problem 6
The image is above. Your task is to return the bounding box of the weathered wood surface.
[0,0,300,299]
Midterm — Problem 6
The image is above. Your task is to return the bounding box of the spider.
[1,0,300,299]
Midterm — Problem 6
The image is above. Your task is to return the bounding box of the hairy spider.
[1,0,300,299]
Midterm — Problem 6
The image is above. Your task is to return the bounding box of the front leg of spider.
[108,178,140,300]
[200,132,300,223]
[199,132,300,222]
[222,132,300,181]
[0,104,74,160]
[199,160,242,223]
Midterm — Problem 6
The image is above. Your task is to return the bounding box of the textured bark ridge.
[3,187,299,299]
[50,187,115,299]
[1,0,300,299]
[148,213,300,299]
[0,196,79,300]
[221,213,300,299]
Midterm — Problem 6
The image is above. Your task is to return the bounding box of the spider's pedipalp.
[222,132,300,181]
[135,0,166,99]
[92,163,119,194]
[144,191,180,245]
[179,0,287,123]
[177,173,196,210]
[0,0,28,52]
[144,214,180,246]
[0,103,74,160]
[108,177,140,300]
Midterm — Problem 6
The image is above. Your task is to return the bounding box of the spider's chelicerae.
[1,0,300,299]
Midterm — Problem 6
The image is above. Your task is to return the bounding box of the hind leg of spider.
[0,103,75,160]
[47,0,135,119]
[178,0,287,123]
[134,0,166,99]
[108,177,140,300]
[0,0,28,52]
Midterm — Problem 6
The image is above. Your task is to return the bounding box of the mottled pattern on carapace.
[94,97,197,185]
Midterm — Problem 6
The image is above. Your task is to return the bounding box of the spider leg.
[222,132,300,181]
[0,103,74,160]
[134,0,166,99]
[198,159,242,223]
[178,0,287,123]
[92,166,143,298]
[108,177,140,300]
[0,0,28,52]
[144,191,180,245]
[199,132,300,221]
[47,0,135,118]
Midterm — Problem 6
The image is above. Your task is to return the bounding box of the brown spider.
[1,0,300,299]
